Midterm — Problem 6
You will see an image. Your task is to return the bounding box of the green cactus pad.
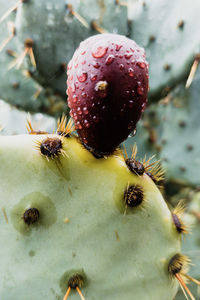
[15,0,128,97]
[128,0,200,100]
[0,134,181,299]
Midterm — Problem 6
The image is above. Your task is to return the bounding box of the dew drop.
[93,115,99,123]
[119,64,124,70]
[77,71,88,83]
[93,62,100,69]
[116,44,122,51]
[137,61,146,69]
[92,45,108,58]
[91,74,97,81]
[81,92,86,98]
[137,84,144,95]
[76,121,82,130]
[83,107,89,114]
[77,107,82,115]
[125,53,132,59]
[129,100,134,108]
[73,95,78,103]
[106,55,114,65]
[141,102,146,112]
[84,120,90,128]
[128,68,134,77]
[74,82,79,89]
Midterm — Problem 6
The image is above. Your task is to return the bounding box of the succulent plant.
[12,0,128,98]
[0,0,68,116]
[128,0,200,100]
[125,63,200,188]
[0,118,193,299]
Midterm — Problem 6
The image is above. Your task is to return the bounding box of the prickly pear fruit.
[0,131,182,300]
[67,34,149,155]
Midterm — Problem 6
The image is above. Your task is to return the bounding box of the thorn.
[0,0,21,24]
[0,22,15,53]
[76,287,86,300]
[131,144,137,159]
[63,287,71,300]
[8,38,36,70]
[115,0,128,6]
[57,114,75,137]
[33,86,42,100]
[91,20,108,33]
[175,273,195,300]
[2,208,8,223]
[122,143,128,160]
[183,274,200,286]
[66,4,89,29]
[185,55,200,89]
[26,114,48,135]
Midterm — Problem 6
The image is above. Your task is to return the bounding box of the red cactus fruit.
[67,34,149,156]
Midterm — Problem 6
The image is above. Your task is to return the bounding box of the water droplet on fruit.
[137,82,144,95]
[116,44,122,51]
[125,53,132,59]
[119,64,124,70]
[74,82,79,89]
[77,107,82,115]
[84,120,90,128]
[129,100,134,108]
[77,71,87,82]
[137,61,146,69]
[141,102,146,112]
[93,62,100,69]
[91,74,97,81]
[92,44,108,58]
[81,92,86,98]
[76,121,82,130]
[106,55,114,65]
[73,95,78,103]
[128,68,134,77]
[83,107,89,114]
[93,115,99,123]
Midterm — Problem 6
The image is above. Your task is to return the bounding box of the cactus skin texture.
[128,0,200,100]
[0,133,181,300]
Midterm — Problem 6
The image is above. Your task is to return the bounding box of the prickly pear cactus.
[14,0,128,97]
[0,130,183,300]
[128,0,200,100]
[0,1,68,116]
[126,63,200,187]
